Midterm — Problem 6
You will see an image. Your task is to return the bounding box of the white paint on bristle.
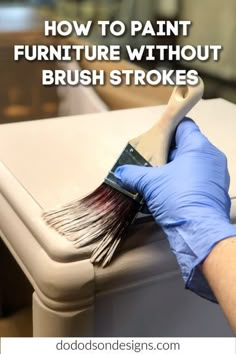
[43,183,140,266]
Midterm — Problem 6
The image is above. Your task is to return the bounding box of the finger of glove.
[114,165,153,194]
[175,117,210,156]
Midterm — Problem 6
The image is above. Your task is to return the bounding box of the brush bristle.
[42,183,140,267]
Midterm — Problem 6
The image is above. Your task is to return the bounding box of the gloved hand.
[115,118,236,301]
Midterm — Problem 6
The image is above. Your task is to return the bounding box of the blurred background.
[0,0,235,123]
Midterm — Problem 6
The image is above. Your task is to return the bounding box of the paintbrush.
[43,79,204,267]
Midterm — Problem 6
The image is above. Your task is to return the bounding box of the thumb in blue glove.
[115,118,236,301]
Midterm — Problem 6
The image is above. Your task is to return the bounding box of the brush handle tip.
[129,78,204,166]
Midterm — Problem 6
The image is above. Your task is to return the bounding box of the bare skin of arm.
[202,237,236,334]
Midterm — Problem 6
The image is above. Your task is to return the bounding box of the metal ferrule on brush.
[104,143,151,204]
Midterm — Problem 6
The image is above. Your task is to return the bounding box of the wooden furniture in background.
[0,34,59,124]
[0,5,59,124]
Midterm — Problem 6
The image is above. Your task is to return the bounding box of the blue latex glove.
[115,118,236,302]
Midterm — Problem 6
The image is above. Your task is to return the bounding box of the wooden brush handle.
[129,78,204,166]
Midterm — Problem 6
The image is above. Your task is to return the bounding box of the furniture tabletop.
[0,98,235,209]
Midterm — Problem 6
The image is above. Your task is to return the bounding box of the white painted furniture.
[0,99,235,336]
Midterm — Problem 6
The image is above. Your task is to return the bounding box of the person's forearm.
[202,236,236,334]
